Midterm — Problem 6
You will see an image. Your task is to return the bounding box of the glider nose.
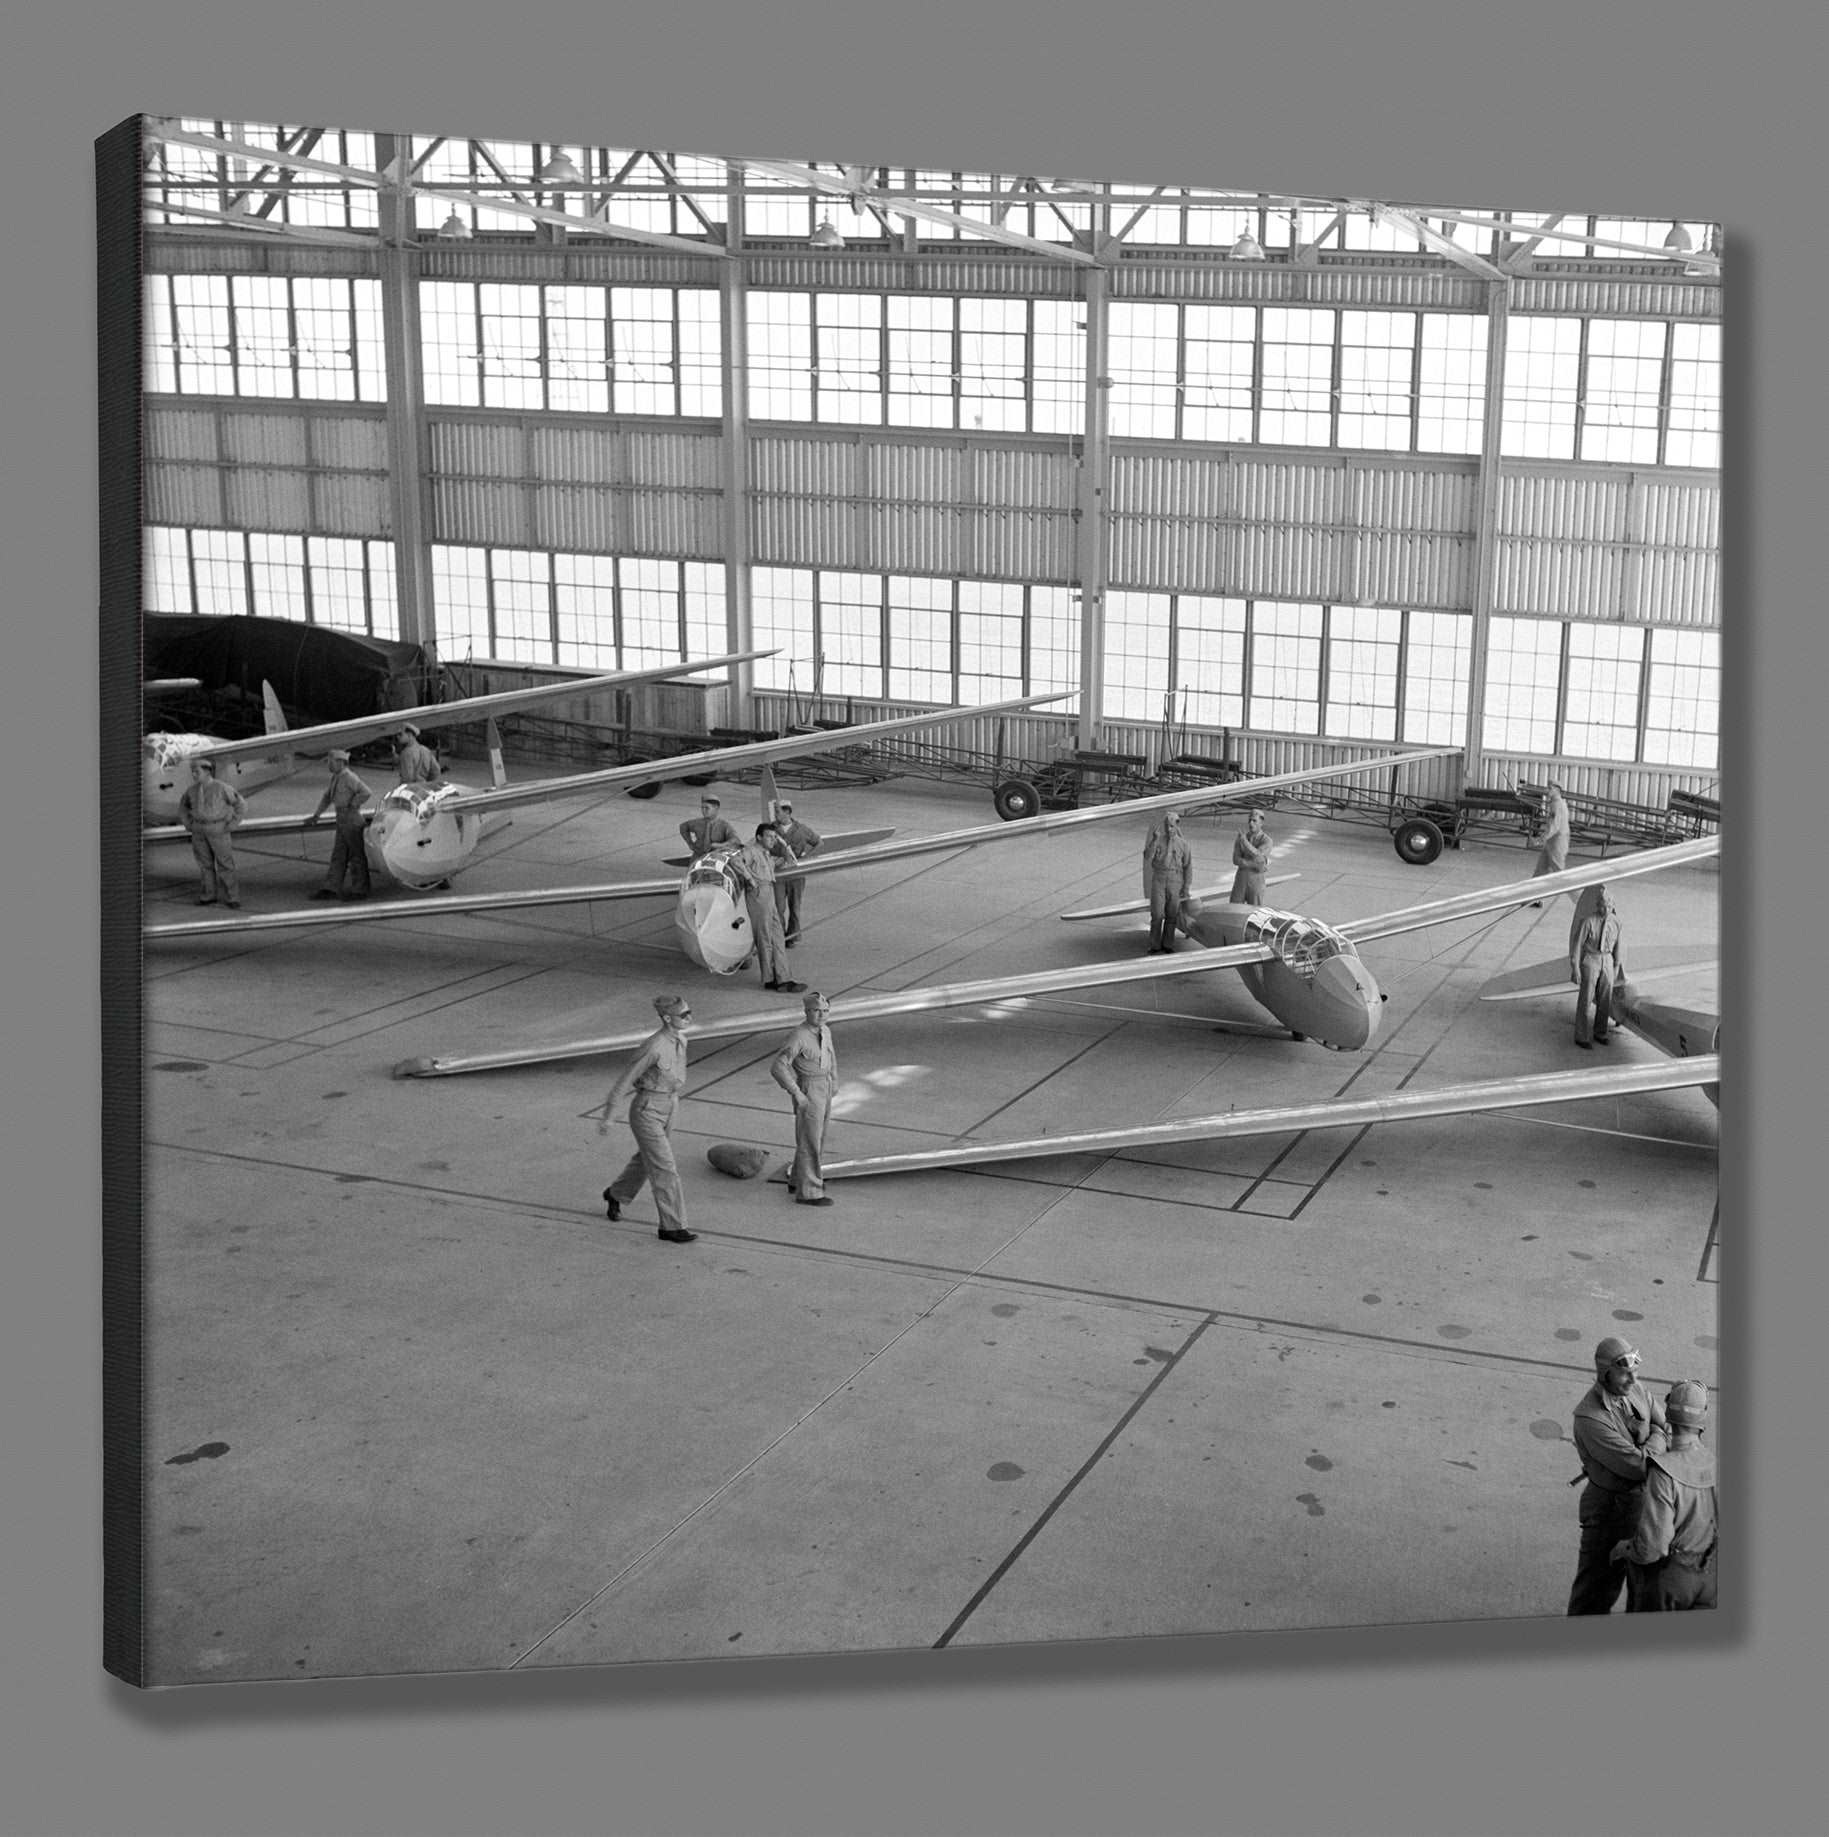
[1314,952,1381,1050]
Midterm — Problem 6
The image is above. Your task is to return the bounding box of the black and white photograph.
[106,115,1722,1688]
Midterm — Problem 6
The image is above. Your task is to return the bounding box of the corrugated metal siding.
[431,419,527,481]
[968,506,1074,581]
[1494,471,1719,625]
[146,237,377,279]
[1511,277,1721,320]
[746,255,1081,296]
[221,413,311,467]
[144,465,225,526]
[223,469,313,530]
[309,415,390,471]
[531,485,621,554]
[622,487,724,557]
[420,248,724,287]
[145,405,222,462]
[309,474,388,535]
[1229,456,1349,601]
[1479,754,1720,807]
[1114,264,1486,311]
[433,477,529,547]
[623,427,726,490]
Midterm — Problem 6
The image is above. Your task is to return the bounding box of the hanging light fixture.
[1229,229,1265,260]
[537,150,584,186]
[437,210,473,241]
[1663,221,1694,255]
[810,217,846,249]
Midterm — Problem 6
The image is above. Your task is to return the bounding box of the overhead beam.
[1373,205,1507,281]
[738,158,1102,266]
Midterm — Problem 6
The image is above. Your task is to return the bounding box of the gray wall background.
[5,3,1815,1833]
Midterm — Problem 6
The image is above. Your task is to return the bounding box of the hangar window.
[1249,602,1323,733]
[1337,313,1415,453]
[144,525,398,637]
[1482,617,1563,754]
[1500,316,1582,459]
[1643,629,1720,770]
[1325,606,1401,741]
[888,576,955,702]
[146,274,384,402]
[1259,309,1335,447]
[1180,306,1256,443]
[1561,624,1646,761]
[1580,319,1666,466]
[1173,596,1248,731]
[1401,612,1471,746]
[1665,323,1721,469]
[1104,591,1173,722]
[1417,314,1488,456]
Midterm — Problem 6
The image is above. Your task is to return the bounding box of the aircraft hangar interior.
[120,120,1721,1684]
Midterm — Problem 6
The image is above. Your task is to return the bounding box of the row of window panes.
[1103,595,1472,744]
[420,281,724,415]
[145,275,387,401]
[144,525,400,635]
[1503,317,1720,466]
[145,275,1720,469]
[141,524,1719,768]
[431,547,727,668]
[1484,618,1717,767]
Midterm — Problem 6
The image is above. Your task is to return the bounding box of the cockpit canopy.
[1241,908,1353,981]
[380,782,465,824]
[143,732,207,767]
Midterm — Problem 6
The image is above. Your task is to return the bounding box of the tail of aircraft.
[761,763,783,820]
[486,717,508,788]
[261,680,289,738]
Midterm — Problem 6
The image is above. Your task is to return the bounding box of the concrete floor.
[139,754,1720,1684]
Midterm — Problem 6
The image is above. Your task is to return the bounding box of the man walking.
[598,993,698,1244]
[309,749,375,901]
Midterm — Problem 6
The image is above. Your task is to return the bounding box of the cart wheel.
[625,781,662,800]
[993,777,1042,822]
[1393,816,1445,866]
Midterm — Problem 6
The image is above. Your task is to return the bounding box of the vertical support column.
[375,132,436,661]
[720,173,755,720]
[1462,277,1510,786]
[1075,265,1111,749]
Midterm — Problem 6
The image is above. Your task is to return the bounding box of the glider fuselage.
[1182,903,1383,1050]
[142,733,295,824]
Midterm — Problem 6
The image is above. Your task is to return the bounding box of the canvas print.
[102,115,1721,1686]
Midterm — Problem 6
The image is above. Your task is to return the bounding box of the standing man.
[729,824,805,993]
[308,749,375,902]
[1568,1336,1669,1615]
[1229,808,1272,906]
[1141,809,1194,954]
[679,794,739,859]
[1611,1380,1718,1612]
[772,797,823,947]
[1528,782,1571,905]
[597,993,697,1244]
[1569,884,1625,1049]
[771,989,837,1207]
[178,757,246,908]
[394,723,442,786]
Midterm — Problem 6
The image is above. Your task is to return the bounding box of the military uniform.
[311,761,375,900]
[1570,903,1624,1046]
[679,810,739,857]
[395,734,442,785]
[178,770,246,906]
[1141,818,1194,953]
[771,1009,837,1203]
[730,836,800,989]
[605,1025,692,1239]
[1621,1443,1718,1610]
[1568,1373,1666,1614]
[1229,824,1270,906]
[772,810,823,943]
